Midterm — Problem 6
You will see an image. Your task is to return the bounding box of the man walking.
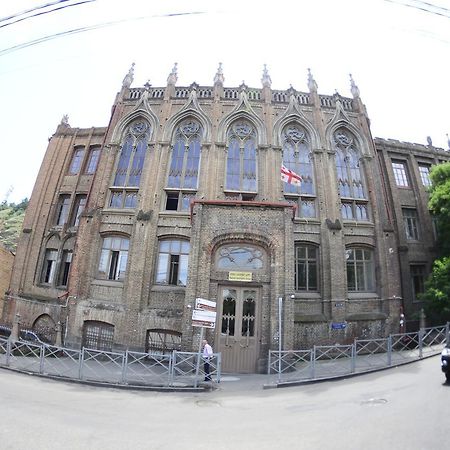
[202,339,213,381]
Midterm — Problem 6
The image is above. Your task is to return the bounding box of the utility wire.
[0,11,205,57]
[1,0,73,23]
[0,0,96,29]
[384,0,450,18]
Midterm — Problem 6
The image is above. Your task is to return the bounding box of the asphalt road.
[0,356,447,450]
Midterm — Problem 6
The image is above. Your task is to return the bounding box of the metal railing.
[268,324,449,384]
[0,338,220,389]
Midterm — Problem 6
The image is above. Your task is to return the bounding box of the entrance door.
[217,286,260,373]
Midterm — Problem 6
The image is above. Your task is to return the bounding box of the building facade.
[4,65,449,373]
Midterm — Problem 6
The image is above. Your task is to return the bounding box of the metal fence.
[268,324,449,384]
[0,338,221,389]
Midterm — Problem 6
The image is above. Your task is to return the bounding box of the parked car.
[0,325,46,344]
[441,344,450,383]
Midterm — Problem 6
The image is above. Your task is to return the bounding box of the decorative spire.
[60,114,69,126]
[349,73,360,98]
[122,62,135,88]
[447,133,450,150]
[261,64,272,88]
[214,62,224,85]
[287,84,296,98]
[239,81,247,92]
[426,136,433,146]
[144,79,151,90]
[167,62,178,85]
[307,68,318,93]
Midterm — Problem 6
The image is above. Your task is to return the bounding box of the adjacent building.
[3,64,449,373]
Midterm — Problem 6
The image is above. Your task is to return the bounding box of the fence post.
[169,351,176,387]
[79,347,85,380]
[418,328,424,358]
[267,351,271,375]
[39,344,45,374]
[5,339,11,366]
[311,346,316,379]
[351,342,356,373]
[216,353,221,384]
[122,351,128,384]
[387,335,392,366]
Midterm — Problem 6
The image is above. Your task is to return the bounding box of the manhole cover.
[195,400,221,408]
[361,398,388,406]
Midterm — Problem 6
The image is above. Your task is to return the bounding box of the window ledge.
[343,220,375,227]
[101,209,135,215]
[291,292,321,300]
[293,218,320,224]
[151,284,186,293]
[348,292,379,300]
[159,211,190,217]
[91,279,124,287]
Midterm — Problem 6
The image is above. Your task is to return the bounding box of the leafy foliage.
[422,257,450,323]
[422,162,450,324]
[428,162,450,256]
[0,199,28,252]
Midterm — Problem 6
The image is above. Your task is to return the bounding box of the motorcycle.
[441,345,450,383]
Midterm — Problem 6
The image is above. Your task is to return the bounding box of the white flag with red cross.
[281,165,302,186]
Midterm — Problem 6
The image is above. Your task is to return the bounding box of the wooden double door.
[216,286,260,373]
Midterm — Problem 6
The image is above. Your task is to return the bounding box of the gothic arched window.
[165,119,202,212]
[333,129,369,221]
[282,124,316,218]
[109,120,151,209]
[225,121,257,198]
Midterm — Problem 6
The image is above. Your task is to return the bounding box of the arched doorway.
[33,314,56,344]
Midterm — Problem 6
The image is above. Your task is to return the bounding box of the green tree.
[428,161,450,256]
[422,162,450,324]
[0,198,28,252]
[422,257,450,323]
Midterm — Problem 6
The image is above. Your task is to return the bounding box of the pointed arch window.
[282,124,316,218]
[109,120,150,209]
[333,129,369,222]
[165,119,202,212]
[225,121,257,196]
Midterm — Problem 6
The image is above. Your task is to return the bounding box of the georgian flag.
[281,165,302,186]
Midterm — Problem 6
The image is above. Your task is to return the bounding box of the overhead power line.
[0,11,206,57]
[0,0,96,29]
[384,0,450,18]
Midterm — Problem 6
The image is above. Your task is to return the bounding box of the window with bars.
[98,236,129,281]
[109,120,150,209]
[145,329,182,354]
[216,245,265,271]
[165,119,201,211]
[295,244,318,291]
[282,124,316,218]
[402,208,420,240]
[392,160,409,187]
[410,264,426,302]
[68,147,85,175]
[156,239,190,286]
[225,121,257,193]
[333,129,369,221]
[346,248,375,292]
[82,321,114,351]
[55,195,71,226]
[85,146,101,174]
[418,164,431,187]
[58,250,72,286]
[41,249,58,284]
[70,194,87,227]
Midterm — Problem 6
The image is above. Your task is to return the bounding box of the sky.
[0,0,449,203]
